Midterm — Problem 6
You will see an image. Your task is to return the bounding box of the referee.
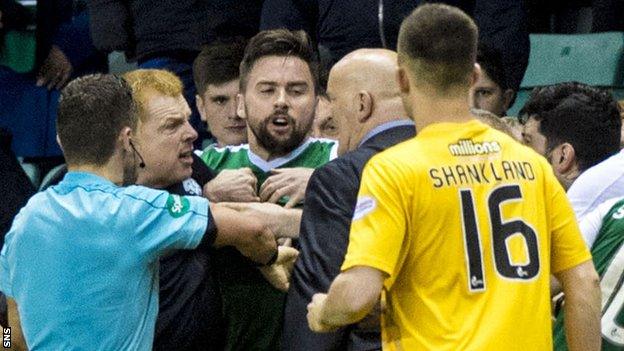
[0,74,288,350]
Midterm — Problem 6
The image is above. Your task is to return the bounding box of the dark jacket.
[260,0,529,91]
[156,154,225,351]
[282,123,415,351]
[86,0,263,61]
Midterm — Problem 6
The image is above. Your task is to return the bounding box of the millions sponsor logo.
[448,139,501,156]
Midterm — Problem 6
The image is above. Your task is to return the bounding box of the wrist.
[257,247,279,267]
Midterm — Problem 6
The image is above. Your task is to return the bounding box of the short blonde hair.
[471,108,522,142]
[122,69,184,122]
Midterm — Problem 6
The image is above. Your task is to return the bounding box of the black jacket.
[282,123,416,351]
[86,0,263,61]
[260,0,529,91]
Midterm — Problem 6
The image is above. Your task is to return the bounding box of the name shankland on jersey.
[448,139,501,156]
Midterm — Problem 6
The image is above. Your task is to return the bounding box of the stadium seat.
[508,32,624,116]
[0,30,36,73]
[39,163,67,191]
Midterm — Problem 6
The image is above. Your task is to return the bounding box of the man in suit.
[281,48,415,351]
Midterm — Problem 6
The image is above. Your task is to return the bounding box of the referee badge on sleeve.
[353,196,377,221]
[166,194,191,218]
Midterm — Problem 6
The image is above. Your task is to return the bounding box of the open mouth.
[269,115,292,133]
[272,116,289,126]
[179,150,194,162]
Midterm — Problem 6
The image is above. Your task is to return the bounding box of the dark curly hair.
[520,82,621,171]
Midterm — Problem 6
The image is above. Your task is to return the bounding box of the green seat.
[508,32,624,116]
[0,30,36,73]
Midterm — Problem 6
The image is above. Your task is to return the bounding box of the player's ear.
[119,126,134,154]
[356,91,373,123]
[556,143,577,173]
[397,68,410,95]
[56,134,64,152]
[502,89,515,112]
[196,94,207,122]
[471,63,482,88]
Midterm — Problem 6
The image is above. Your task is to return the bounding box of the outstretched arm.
[307,266,384,332]
[554,260,601,351]
[210,203,277,265]
[219,202,302,239]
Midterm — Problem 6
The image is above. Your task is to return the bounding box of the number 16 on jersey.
[459,184,541,292]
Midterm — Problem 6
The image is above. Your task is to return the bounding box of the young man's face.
[197,78,247,147]
[521,116,548,157]
[239,55,316,157]
[136,92,197,188]
[311,96,339,140]
[470,70,509,117]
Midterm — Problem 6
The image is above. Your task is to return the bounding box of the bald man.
[281,49,414,350]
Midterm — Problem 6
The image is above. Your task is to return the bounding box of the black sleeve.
[282,160,380,350]
[196,205,217,250]
[191,153,216,187]
[0,0,32,31]
[0,129,35,248]
[35,0,73,68]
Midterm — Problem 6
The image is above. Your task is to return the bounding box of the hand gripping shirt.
[0,171,210,350]
[343,120,591,351]
[199,137,337,350]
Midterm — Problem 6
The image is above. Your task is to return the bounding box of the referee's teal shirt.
[0,171,209,350]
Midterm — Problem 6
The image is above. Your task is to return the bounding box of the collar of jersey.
[60,171,116,188]
[247,138,313,172]
[416,119,487,138]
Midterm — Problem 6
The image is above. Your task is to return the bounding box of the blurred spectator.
[520,82,622,219]
[470,43,516,117]
[87,0,264,148]
[0,0,107,175]
[260,0,530,92]
[526,0,623,33]
[0,0,31,36]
